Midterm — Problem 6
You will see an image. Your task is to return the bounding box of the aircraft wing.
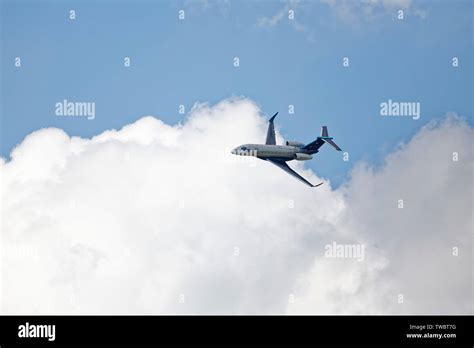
[265,112,278,145]
[266,159,323,188]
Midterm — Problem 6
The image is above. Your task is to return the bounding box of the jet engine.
[294,153,313,161]
[286,141,305,147]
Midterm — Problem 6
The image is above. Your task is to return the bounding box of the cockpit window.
[241,146,248,151]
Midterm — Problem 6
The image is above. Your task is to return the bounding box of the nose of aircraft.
[231,147,238,155]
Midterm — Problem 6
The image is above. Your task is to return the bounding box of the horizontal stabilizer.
[323,138,342,151]
[320,126,342,151]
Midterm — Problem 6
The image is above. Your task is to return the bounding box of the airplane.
[231,112,342,187]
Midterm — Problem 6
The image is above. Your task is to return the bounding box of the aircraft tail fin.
[321,126,329,137]
[301,126,342,153]
[319,126,342,151]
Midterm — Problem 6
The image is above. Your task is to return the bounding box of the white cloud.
[257,0,305,29]
[1,99,472,314]
[257,7,287,28]
[182,0,232,17]
[321,0,426,22]
[289,114,473,314]
[257,0,426,43]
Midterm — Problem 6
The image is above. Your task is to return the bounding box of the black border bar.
[0,315,472,346]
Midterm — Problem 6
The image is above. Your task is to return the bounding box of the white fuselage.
[252,144,297,158]
[231,144,309,160]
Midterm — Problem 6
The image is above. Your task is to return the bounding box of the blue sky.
[1,0,473,187]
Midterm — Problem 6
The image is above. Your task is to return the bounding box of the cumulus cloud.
[1,98,472,314]
[289,114,473,314]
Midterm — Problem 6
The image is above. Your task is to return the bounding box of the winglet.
[265,112,278,145]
